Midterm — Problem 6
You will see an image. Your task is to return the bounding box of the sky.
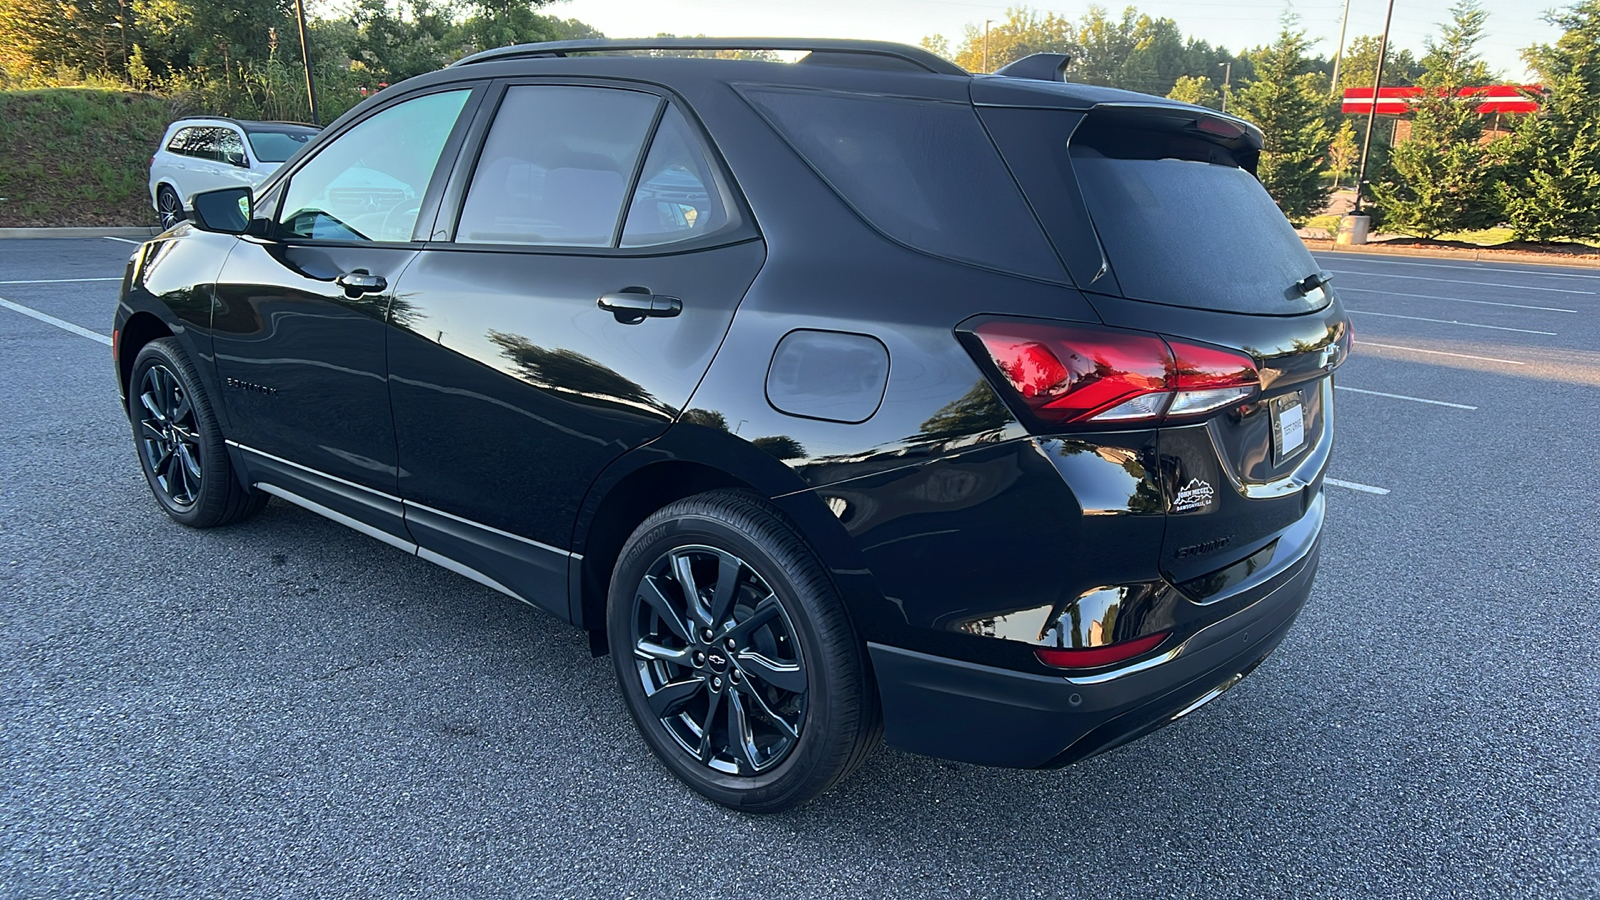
[550,0,1565,82]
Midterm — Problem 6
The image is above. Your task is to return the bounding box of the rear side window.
[456,86,660,247]
[740,87,1065,283]
[620,106,732,248]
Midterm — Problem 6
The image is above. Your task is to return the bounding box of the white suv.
[149,118,319,228]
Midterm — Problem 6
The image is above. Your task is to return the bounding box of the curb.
[0,226,162,240]
[1303,239,1600,270]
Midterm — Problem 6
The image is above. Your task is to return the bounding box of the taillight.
[1035,631,1169,669]
[967,319,1260,428]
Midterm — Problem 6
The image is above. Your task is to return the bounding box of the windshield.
[245,129,316,163]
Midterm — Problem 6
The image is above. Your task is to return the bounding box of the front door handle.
[598,289,682,324]
[336,271,387,297]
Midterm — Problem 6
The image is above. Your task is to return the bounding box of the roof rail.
[449,38,969,77]
[993,53,1074,82]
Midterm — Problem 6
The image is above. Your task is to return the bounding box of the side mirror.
[226,151,248,168]
[189,186,253,235]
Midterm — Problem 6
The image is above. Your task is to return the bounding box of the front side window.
[278,89,470,243]
[455,85,660,247]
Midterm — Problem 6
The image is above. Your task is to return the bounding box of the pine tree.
[1230,25,1335,223]
[1369,0,1504,238]
[1502,0,1600,242]
[1167,74,1220,109]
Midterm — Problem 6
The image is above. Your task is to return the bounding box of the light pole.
[294,0,321,126]
[1330,0,1354,93]
[1218,61,1231,112]
[983,19,992,73]
[1353,0,1397,215]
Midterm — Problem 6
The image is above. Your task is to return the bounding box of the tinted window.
[278,90,470,242]
[620,106,732,248]
[456,86,660,246]
[218,128,245,166]
[741,87,1064,282]
[170,126,230,161]
[245,128,315,163]
[165,127,193,154]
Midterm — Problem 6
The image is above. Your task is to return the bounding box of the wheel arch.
[116,311,175,407]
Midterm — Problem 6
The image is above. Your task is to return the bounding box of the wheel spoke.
[638,575,691,644]
[726,690,761,774]
[634,639,690,667]
[725,593,781,645]
[139,420,164,442]
[140,390,164,422]
[153,445,175,476]
[171,390,192,423]
[696,685,725,762]
[176,443,202,482]
[708,550,741,630]
[645,676,704,719]
[736,678,800,740]
[671,551,711,628]
[736,651,806,695]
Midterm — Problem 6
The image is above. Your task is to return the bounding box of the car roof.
[168,117,319,132]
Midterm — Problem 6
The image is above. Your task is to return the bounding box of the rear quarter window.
[739,86,1065,283]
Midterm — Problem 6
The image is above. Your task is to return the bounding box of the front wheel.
[608,491,880,812]
[128,338,267,527]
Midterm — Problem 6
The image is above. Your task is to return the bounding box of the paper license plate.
[1270,392,1307,462]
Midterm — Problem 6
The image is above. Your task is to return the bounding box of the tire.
[128,337,268,528]
[156,184,185,229]
[607,490,881,813]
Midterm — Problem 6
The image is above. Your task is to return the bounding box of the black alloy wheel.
[135,362,203,508]
[156,185,184,229]
[128,338,268,528]
[631,544,807,775]
[608,491,880,813]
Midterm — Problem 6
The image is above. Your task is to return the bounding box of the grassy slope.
[0,88,171,227]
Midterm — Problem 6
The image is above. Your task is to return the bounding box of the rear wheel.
[129,338,267,528]
[607,490,880,812]
[156,185,184,229]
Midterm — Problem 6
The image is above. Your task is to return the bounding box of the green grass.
[0,88,172,227]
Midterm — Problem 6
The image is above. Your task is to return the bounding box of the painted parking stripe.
[1357,340,1526,365]
[1335,386,1477,409]
[0,296,112,345]
[1338,285,1576,313]
[0,277,122,285]
[1326,477,1391,495]
[1312,253,1600,280]
[103,236,142,244]
[1325,268,1593,294]
[1345,308,1557,335]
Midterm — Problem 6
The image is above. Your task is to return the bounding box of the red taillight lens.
[1035,631,1169,669]
[969,320,1259,428]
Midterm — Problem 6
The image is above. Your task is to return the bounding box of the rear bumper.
[868,493,1322,768]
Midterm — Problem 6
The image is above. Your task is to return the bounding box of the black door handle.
[598,289,682,324]
[336,271,387,296]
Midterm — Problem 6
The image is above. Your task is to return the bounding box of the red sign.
[1341,85,1541,115]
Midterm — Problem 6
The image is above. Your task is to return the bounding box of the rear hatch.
[976,95,1350,585]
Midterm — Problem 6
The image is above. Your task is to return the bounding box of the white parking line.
[1338,285,1576,313]
[1326,477,1391,495]
[1325,268,1593,294]
[1336,386,1477,409]
[0,277,122,285]
[0,296,112,345]
[1345,308,1557,336]
[1312,253,1600,280]
[1357,340,1526,365]
[103,236,142,244]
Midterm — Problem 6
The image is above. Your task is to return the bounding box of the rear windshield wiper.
[1288,270,1333,300]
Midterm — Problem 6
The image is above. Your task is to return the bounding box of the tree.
[1336,34,1423,94]
[1230,24,1336,223]
[1370,0,1504,237]
[1501,0,1600,241]
[1327,118,1359,186]
[1167,74,1220,109]
[0,0,135,76]
[942,7,1074,74]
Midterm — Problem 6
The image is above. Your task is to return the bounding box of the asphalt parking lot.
[2,237,1597,898]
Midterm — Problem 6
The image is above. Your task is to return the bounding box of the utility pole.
[294,0,321,126]
[983,19,992,73]
[1330,0,1353,93]
[1219,61,1231,112]
[1353,0,1396,215]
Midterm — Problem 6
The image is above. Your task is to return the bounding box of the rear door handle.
[336,271,387,296]
[598,289,682,324]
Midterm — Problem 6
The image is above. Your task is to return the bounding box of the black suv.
[113,39,1350,812]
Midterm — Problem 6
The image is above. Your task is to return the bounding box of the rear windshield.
[986,108,1326,315]
[245,128,315,163]
[740,86,1066,283]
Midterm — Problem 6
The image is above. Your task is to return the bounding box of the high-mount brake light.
[1035,631,1169,669]
[969,320,1260,428]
